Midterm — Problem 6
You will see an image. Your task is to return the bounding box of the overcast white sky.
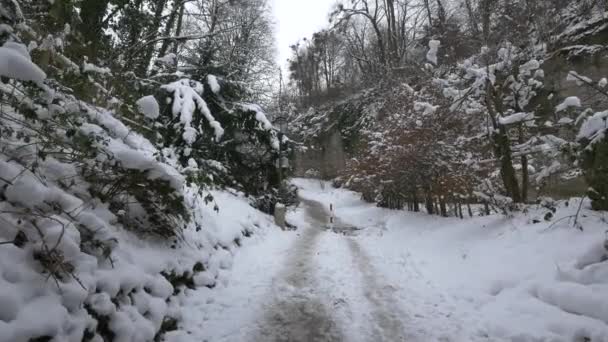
[271,0,336,68]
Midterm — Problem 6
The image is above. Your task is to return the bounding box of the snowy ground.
[168,178,608,342]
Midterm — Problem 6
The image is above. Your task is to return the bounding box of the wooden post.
[274,202,286,230]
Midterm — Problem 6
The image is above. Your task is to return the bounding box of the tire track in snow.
[255,198,344,342]
[346,237,411,341]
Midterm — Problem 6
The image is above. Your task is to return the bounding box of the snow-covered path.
[168,191,464,341]
[255,198,344,341]
[254,197,435,342]
[167,178,608,342]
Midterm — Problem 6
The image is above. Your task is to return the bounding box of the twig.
[573,196,586,230]
[543,197,586,232]
[543,215,576,232]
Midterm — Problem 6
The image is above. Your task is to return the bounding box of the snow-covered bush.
[0,3,281,340]
[150,70,291,200]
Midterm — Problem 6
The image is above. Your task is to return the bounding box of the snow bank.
[292,179,608,341]
[0,43,46,82]
[0,184,274,341]
[0,87,277,341]
[161,191,283,342]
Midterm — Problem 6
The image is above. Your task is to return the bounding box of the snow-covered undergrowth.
[293,178,608,341]
[0,145,277,342]
[0,46,279,341]
[163,209,298,342]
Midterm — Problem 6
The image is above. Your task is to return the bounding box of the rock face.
[541,13,608,206]
[581,138,608,211]
[294,131,346,179]
[543,45,608,112]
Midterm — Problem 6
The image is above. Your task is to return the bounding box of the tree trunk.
[137,0,168,76]
[481,0,494,42]
[385,0,399,66]
[172,2,186,54]
[485,80,522,203]
[440,198,447,217]
[157,0,181,59]
[463,0,480,37]
[519,125,529,203]
[422,0,433,28]
[425,193,434,215]
[435,0,446,27]
[495,128,522,203]
[79,0,110,57]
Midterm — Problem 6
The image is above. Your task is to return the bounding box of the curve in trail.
[255,198,344,342]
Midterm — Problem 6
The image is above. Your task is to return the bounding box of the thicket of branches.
[0,0,287,244]
[285,0,608,215]
[0,1,292,339]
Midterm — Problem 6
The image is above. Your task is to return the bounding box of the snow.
[413,101,438,115]
[161,178,608,341]
[499,112,534,125]
[0,156,275,341]
[161,79,224,143]
[239,103,281,150]
[83,62,111,75]
[157,53,177,65]
[3,41,29,59]
[599,78,608,88]
[536,160,561,182]
[519,59,540,75]
[285,179,608,341]
[426,39,440,65]
[0,43,46,83]
[556,96,582,112]
[578,110,608,145]
[136,95,160,119]
[207,75,221,94]
[0,74,281,341]
[162,191,285,342]
[2,163,608,342]
[567,71,592,86]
